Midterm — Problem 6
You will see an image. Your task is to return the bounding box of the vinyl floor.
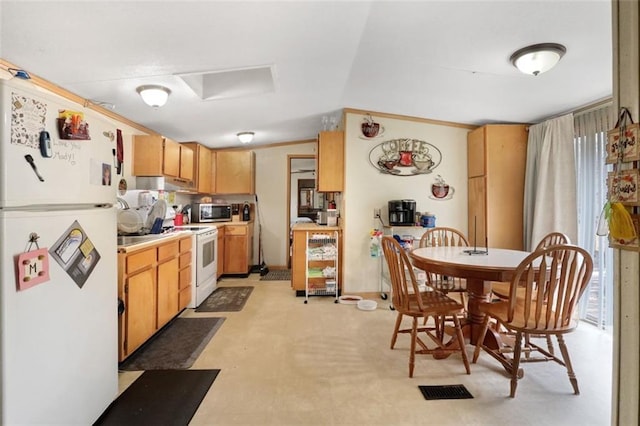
[116,274,613,426]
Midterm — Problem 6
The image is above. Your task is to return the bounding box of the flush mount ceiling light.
[136,85,171,107]
[510,43,566,76]
[237,132,254,144]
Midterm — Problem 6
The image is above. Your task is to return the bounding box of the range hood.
[136,176,197,193]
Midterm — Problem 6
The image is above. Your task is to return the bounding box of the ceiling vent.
[177,65,275,101]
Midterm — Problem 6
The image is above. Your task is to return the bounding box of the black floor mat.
[94,369,220,426]
[418,384,473,400]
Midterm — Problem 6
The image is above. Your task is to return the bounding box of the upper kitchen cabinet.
[467,124,528,250]
[215,151,255,194]
[132,135,194,182]
[316,131,344,192]
[183,142,213,194]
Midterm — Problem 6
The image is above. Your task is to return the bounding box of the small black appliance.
[388,199,416,226]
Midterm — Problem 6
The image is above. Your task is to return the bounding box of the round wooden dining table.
[409,246,531,346]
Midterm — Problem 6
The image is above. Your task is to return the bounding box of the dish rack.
[304,231,339,304]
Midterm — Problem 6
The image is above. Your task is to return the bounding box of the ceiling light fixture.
[510,43,566,76]
[136,85,171,107]
[237,132,254,144]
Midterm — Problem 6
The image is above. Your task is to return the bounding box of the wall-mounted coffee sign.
[368,138,441,176]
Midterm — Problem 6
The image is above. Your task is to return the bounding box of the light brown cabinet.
[183,142,213,194]
[291,225,342,293]
[467,124,528,250]
[214,151,255,194]
[317,131,344,192]
[132,135,194,183]
[222,223,254,275]
[156,241,180,329]
[178,238,192,310]
[117,235,192,361]
[217,226,225,278]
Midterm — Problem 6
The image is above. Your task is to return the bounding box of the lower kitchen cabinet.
[117,235,192,362]
[123,258,156,357]
[157,241,180,329]
[222,223,254,275]
[217,226,225,278]
[178,238,192,310]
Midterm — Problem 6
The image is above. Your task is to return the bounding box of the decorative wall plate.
[368,138,441,176]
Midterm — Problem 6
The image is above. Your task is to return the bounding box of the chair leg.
[390,312,403,349]
[510,331,523,398]
[472,315,492,363]
[557,334,580,395]
[452,315,470,374]
[546,335,555,355]
[409,317,418,378]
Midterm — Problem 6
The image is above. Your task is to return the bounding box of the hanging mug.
[431,183,454,199]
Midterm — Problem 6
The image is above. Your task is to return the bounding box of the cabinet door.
[467,127,486,178]
[224,234,248,274]
[215,151,255,194]
[317,131,344,192]
[163,138,181,177]
[179,145,194,181]
[291,230,307,290]
[198,146,212,193]
[468,176,487,247]
[132,135,164,176]
[157,257,179,328]
[124,267,157,356]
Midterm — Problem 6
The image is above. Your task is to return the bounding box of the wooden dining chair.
[492,232,570,300]
[491,232,570,354]
[381,236,470,378]
[418,227,469,306]
[472,244,593,397]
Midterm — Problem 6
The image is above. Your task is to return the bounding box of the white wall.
[343,111,471,292]
[254,142,316,266]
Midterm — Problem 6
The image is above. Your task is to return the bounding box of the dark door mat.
[119,317,225,371]
[260,269,291,281]
[418,384,474,400]
[196,286,254,312]
[94,369,219,426]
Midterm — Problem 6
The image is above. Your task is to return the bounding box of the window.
[574,104,613,330]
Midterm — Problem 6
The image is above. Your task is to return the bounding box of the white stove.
[174,225,218,308]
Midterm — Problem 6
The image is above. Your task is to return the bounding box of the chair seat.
[491,281,529,300]
[478,300,579,334]
[403,291,465,316]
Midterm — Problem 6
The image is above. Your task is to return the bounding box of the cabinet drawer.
[179,265,192,290]
[126,248,156,274]
[179,251,192,269]
[179,237,192,252]
[225,225,247,236]
[158,241,179,261]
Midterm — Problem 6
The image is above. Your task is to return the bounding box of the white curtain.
[523,113,577,250]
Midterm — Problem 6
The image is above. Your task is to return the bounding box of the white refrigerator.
[0,78,118,423]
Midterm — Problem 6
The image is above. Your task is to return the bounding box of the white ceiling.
[0,1,612,149]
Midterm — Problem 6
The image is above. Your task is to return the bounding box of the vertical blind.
[574,103,613,328]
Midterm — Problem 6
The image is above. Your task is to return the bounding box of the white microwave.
[193,203,232,223]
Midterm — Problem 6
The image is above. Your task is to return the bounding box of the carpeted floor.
[260,269,291,281]
[196,286,254,312]
[119,317,225,371]
[95,369,220,426]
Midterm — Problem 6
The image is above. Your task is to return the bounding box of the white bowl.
[357,299,377,311]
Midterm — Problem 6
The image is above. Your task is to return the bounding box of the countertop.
[291,223,341,231]
[117,230,193,253]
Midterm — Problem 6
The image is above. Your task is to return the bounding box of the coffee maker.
[388,199,416,226]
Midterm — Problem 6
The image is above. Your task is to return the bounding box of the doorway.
[287,155,318,268]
